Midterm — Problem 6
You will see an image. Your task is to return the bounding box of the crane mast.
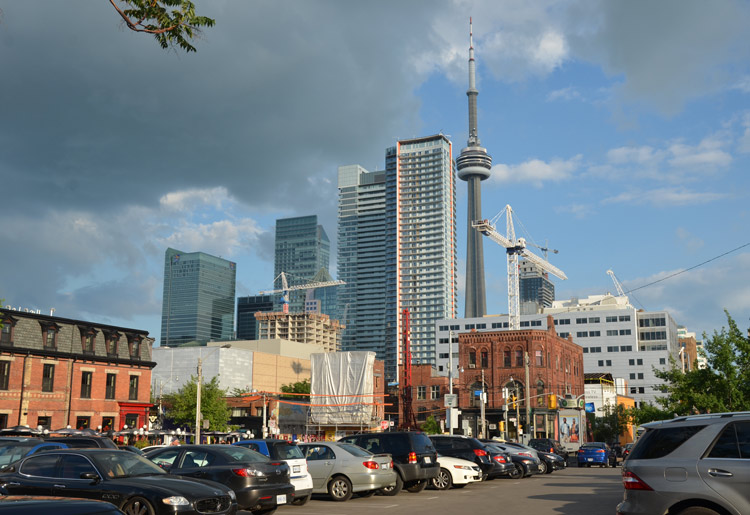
[400,308,417,430]
[473,205,567,330]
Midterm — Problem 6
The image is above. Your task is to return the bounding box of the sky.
[1,0,749,344]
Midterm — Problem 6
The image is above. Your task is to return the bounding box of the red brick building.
[458,316,584,439]
[397,364,449,428]
[0,307,154,431]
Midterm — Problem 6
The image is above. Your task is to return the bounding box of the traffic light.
[548,394,557,409]
[499,421,505,432]
[509,395,517,410]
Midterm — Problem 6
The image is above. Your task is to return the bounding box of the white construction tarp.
[310,351,375,425]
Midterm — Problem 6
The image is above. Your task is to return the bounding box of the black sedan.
[146,445,294,515]
[0,449,237,515]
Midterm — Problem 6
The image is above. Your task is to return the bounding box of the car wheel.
[379,473,403,496]
[121,496,155,515]
[328,476,353,502]
[291,494,310,506]
[545,462,554,474]
[514,462,527,478]
[538,461,547,474]
[676,507,721,515]
[406,479,428,493]
[508,463,522,479]
[358,490,377,498]
[431,468,453,490]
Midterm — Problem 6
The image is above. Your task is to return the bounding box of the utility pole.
[448,331,454,435]
[524,351,531,443]
[480,369,486,439]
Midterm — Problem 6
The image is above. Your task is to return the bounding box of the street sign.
[380,420,389,430]
[474,390,482,397]
[444,394,458,407]
[389,420,395,427]
[489,423,497,430]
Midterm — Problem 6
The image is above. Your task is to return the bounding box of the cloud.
[159,187,230,213]
[606,146,665,166]
[675,228,705,253]
[668,137,733,170]
[490,155,582,187]
[555,203,594,219]
[602,188,727,206]
[732,75,750,93]
[546,86,582,102]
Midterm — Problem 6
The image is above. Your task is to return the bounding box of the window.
[576,318,587,324]
[607,346,619,352]
[492,323,503,329]
[105,331,120,357]
[438,353,449,359]
[102,417,115,432]
[577,332,588,338]
[619,329,631,335]
[555,319,570,325]
[127,335,141,359]
[590,331,601,337]
[417,407,427,421]
[42,364,55,392]
[515,349,523,367]
[606,316,618,323]
[449,325,459,331]
[558,332,569,338]
[19,454,59,477]
[621,345,633,352]
[42,326,58,350]
[659,358,666,365]
[0,317,14,345]
[638,387,645,393]
[598,360,604,367]
[708,422,750,459]
[590,347,602,353]
[520,321,530,327]
[629,373,636,379]
[531,320,542,327]
[606,360,612,366]
[637,359,643,365]
[76,416,91,429]
[465,324,475,330]
[0,361,9,390]
[476,323,486,329]
[629,359,635,366]
[417,386,426,400]
[638,373,644,379]
[583,347,588,353]
[125,414,138,428]
[79,326,97,354]
[468,351,476,367]
[535,350,543,367]
[481,350,488,368]
[619,316,631,322]
[80,371,93,398]
[607,330,618,336]
[106,373,116,399]
[37,416,51,429]
[630,387,637,394]
[431,385,440,400]
[439,325,448,331]
[589,317,600,323]
[503,350,511,367]
[128,375,139,400]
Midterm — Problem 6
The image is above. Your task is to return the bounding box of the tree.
[280,379,310,400]
[109,0,215,52]
[420,415,441,434]
[626,402,671,426]
[164,375,230,431]
[587,403,630,443]
[654,311,750,415]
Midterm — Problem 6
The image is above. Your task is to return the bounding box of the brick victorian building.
[458,315,584,439]
[0,307,154,431]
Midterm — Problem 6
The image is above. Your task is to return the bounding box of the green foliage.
[109,0,215,52]
[133,439,150,449]
[587,403,630,443]
[163,375,230,431]
[420,415,442,434]
[626,402,671,426]
[654,311,750,415]
[280,379,310,399]
[229,387,250,397]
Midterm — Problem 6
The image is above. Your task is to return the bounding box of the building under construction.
[255,312,344,352]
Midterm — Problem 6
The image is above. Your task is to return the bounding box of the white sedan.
[431,454,483,490]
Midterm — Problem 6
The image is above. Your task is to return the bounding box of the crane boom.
[606,269,626,297]
[260,272,345,313]
[472,205,566,330]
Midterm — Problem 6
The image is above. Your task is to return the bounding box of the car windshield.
[337,443,371,457]
[221,446,270,463]
[90,451,167,478]
[0,442,37,465]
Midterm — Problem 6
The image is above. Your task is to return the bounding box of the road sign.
[444,394,458,407]
[474,390,482,397]
[389,420,395,427]
[380,420,389,430]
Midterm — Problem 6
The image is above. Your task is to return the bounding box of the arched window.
[481,349,489,368]
[503,348,511,367]
[535,349,544,367]
[468,350,477,368]
[514,348,524,367]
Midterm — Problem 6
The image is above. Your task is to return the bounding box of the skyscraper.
[274,215,331,314]
[338,134,458,382]
[519,259,555,315]
[337,165,388,362]
[456,18,492,319]
[236,295,274,340]
[160,248,236,347]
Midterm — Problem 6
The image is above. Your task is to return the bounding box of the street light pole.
[448,330,454,435]
[195,344,231,444]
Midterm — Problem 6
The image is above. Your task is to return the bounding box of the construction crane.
[260,272,345,314]
[473,205,567,330]
[606,269,626,297]
[400,308,417,430]
[527,240,559,261]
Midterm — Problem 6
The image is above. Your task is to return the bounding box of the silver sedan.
[299,441,397,501]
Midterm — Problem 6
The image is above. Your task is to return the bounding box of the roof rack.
[667,411,750,423]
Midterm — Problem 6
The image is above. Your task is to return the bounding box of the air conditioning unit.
[468,364,476,368]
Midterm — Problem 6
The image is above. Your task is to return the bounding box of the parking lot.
[265,466,625,515]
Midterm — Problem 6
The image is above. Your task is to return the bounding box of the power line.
[624,242,750,295]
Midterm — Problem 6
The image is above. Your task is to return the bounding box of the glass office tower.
[160,248,236,347]
[236,295,274,340]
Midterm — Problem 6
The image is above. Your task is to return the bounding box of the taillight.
[578,449,585,453]
[473,449,487,457]
[622,471,653,491]
[363,461,379,469]
[493,455,506,464]
[390,460,394,469]
[549,447,554,453]
[408,452,417,464]
[518,452,533,458]
[596,449,605,454]
[232,468,264,477]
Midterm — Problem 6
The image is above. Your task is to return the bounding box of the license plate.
[424,456,431,464]
[293,465,300,473]
[277,495,287,504]
[587,458,593,462]
[382,462,389,469]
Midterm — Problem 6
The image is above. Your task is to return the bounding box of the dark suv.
[43,436,118,449]
[618,412,750,515]
[338,431,438,495]
[528,438,568,461]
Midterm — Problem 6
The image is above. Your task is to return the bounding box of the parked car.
[0,448,237,515]
[535,449,566,473]
[481,441,542,478]
[146,444,293,514]
[116,445,145,456]
[429,435,494,480]
[617,412,750,515]
[141,445,168,454]
[0,439,68,468]
[43,436,118,449]
[0,495,123,514]
[431,454,482,490]
[298,441,396,501]
[577,442,617,467]
[527,438,569,461]
[337,431,439,495]
[232,439,313,505]
[621,442,634,460]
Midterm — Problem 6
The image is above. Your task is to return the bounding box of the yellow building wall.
[252,352,312,393]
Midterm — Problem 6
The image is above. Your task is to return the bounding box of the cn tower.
[456,18,492,319]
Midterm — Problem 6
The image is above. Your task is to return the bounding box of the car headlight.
[453,465,472,470]
[162,496,190,506]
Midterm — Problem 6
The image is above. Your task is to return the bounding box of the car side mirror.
[80,472,101,483]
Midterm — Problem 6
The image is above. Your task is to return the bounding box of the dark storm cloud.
[0,1,438,216]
